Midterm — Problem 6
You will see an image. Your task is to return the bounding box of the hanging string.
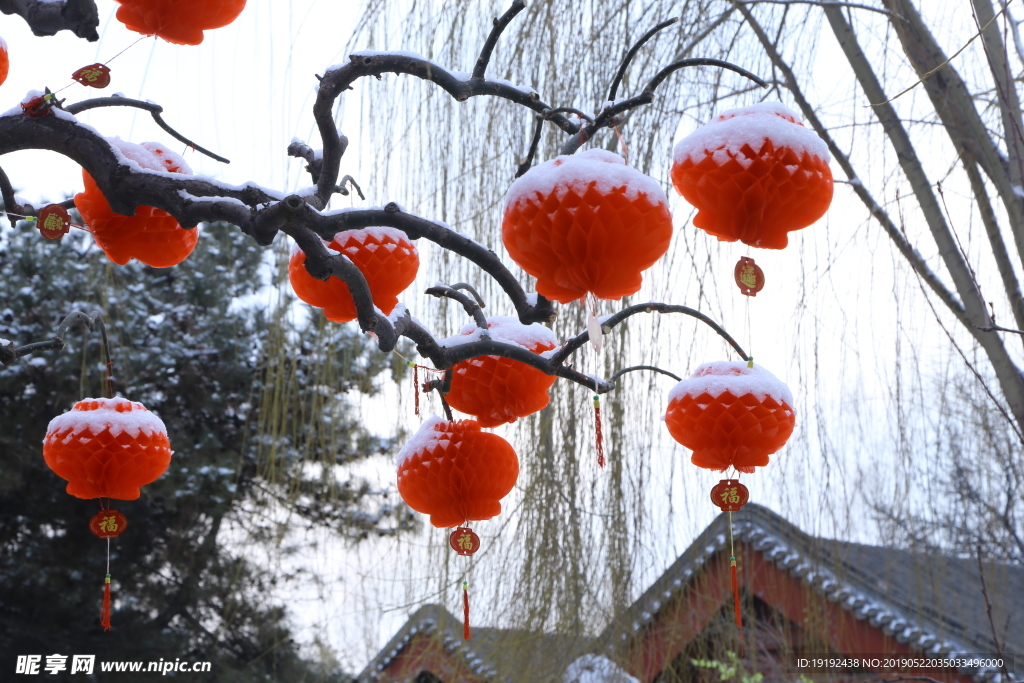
[728,509,744,654]
[52,35,153,95]
[11,213,93,233]
[593,394,605,468]
[462,579,471,640]
[612,122,630,166]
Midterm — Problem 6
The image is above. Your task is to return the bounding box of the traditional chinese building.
[357,504,1021,683]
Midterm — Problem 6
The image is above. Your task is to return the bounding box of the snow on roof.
[667,360,793,406]
[563,654,640,683]
[673,101,831,166]
[504,148,668,210]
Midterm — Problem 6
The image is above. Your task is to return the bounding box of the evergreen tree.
[0,221,412,681]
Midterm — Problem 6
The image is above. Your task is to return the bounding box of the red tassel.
[413,364,420,416]
[593,396,605,468]
[100,574,112,631]
[731,558,744,652]
[462,580,471,640]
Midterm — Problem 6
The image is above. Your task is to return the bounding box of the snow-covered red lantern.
[114,0,246,46]
[396,417,519,528]
[671,102,833,249]
[441,316,557,428]
[75,139,198,268]
[502,149,673,304]
[0,36,9,87]
[43,396,171,631]
[664,361,795,473]
[289,227,419,323]
[43,397,172,500]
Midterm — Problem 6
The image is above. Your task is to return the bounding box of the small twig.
[735,0,904,20]
[424,285,489,332]
[550,302,748,365]
[976,546,1011,678]
[546,107,594,122]
[563,58,767,154]
[64,96,230,163]
[472,0,527,80]
[439,394,454,422]
[870,4,1007,107]
[976,324,1024,336]
[0,163,27,228]
[609,365,682,384]
[337,175,365,200]
[516,114,546,177]
[608,18,680,102]
[450,283,486,308]
[423,368,453,395]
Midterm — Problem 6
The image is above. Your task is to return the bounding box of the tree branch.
[562,58,767,154]
[607,18,680,102]
[471,0,526,80]
[65,97,230,163]
[0,0,99,41]
[424,284,489,332]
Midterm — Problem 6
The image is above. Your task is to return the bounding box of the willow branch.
[471,0,526,80]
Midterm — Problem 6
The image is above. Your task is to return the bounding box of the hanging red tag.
[89,510,128,539]
[449,526,480,556]
[734,256,764,296]
[72,63,112,89]
[711,479,749,511]
[38,204,71,241]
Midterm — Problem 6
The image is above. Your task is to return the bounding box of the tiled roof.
[600,504,1022,683]
[359,504,1022,682]
[358,603,593,682]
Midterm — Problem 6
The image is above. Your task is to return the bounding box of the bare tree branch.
[471,0,526,80]
[0,0,99,41]
[608,17,680,102]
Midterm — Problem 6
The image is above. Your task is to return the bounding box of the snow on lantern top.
[504,148,667,209]
[44,397,168,442]
[667,361,793,406]
[673,102,830,168]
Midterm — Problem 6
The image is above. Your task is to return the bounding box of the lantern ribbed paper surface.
[672,102,833,249]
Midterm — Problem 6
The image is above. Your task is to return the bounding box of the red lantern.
[0,37,8,87]
[502,149,673,304]
[664,361,795,473]
[442,316,557,427]
[114,0,246,46]
[671,102,833,249]
[75,140,198,268]
[396,417,519,528]
[43,397,172,500]
[289,227,419,322]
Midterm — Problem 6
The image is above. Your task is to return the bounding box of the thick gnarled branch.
[0,0,99,41]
